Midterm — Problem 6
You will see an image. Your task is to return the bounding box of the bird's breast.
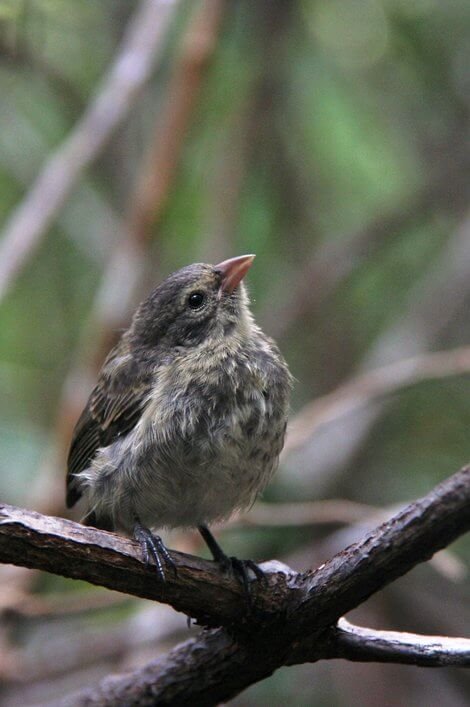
[142,353,271,452]
[134,348,278,490]
[87,340,289,530]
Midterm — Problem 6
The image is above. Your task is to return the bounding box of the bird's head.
[131,255,256,350]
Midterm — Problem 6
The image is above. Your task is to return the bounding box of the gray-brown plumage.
[67,255,291,582]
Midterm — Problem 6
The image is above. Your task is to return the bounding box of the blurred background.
[0,0,469,704]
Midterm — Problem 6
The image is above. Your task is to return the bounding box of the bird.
[66,254,291,588]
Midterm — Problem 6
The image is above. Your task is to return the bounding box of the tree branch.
[60,629,270,707]
[0,466,469,705]
[62,614,470,707]
[0,504,283,628]
[289,464,470,634]
[325,618,470,668]
[1,466,469,629]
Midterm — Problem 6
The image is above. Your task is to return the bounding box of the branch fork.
[0,464,469,705]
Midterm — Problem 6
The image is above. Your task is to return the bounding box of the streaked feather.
[66,342,153,507]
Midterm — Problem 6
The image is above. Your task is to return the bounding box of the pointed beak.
[215,254,255,294]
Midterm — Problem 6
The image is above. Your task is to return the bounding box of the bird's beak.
[215,254,255,294]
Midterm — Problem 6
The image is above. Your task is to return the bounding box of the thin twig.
[284,345,470,457]
[328,618,470,667]
[279,211,470,492]
[127,0,225,246]
[264,149,470,341]
[0,0,180,303]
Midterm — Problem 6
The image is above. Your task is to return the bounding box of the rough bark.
[0,464,468,706]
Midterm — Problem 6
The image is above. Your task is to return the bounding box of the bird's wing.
[66,347,153,508]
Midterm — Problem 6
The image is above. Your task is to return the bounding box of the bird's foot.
[133,522,177,581]
[198,525,266,602]
[218,554,267,599]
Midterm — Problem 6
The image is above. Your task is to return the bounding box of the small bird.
[66,255,291,587]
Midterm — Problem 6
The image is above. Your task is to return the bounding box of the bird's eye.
[187,291,206,310]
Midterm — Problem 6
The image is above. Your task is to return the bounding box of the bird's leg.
[133,519,177,581]
[198,525,265,597]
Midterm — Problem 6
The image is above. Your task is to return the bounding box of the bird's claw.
[133,522,177,581]
[197,525,265,604]
[220,555,267,603]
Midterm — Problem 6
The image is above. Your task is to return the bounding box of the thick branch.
[1,466,469,633]
[0,505,293,627]
[62,616,470,707]
[60,630,271,707]
[291,465,470,635]
[1,466,469,705]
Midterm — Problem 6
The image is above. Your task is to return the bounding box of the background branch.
[285,345,470,456]
[266,159,470,341]
[280,209,470,494]
[0,0,180,303]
